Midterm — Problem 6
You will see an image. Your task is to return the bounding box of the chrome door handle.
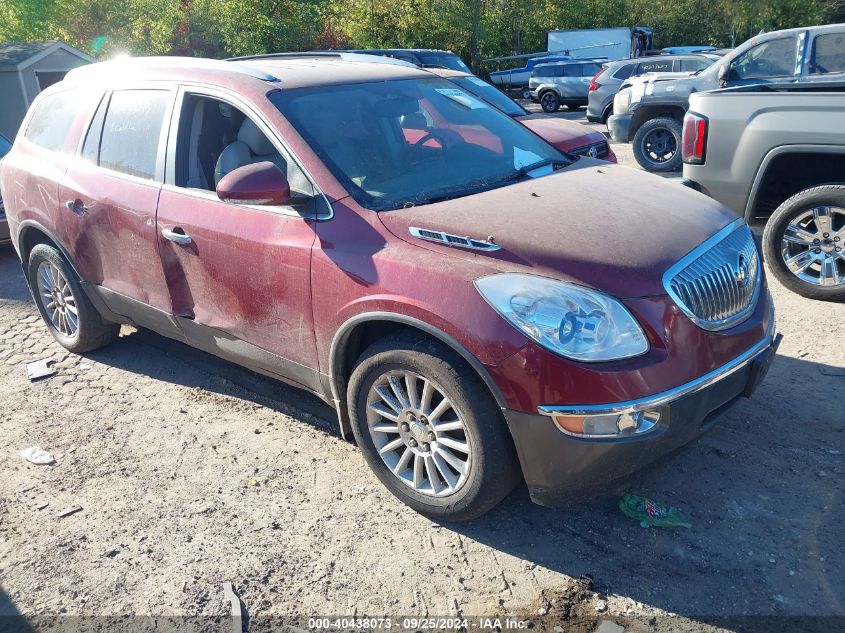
[162,227,192,245]
[65,199,87,215]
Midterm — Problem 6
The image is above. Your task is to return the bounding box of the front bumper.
[607,113,633,143]
[529,89,540,102]
[503,331,782,507]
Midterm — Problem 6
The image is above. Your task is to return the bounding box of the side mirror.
[216,161,291,206]
[717,64,729,84]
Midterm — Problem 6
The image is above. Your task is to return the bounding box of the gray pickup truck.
[682,83,845,301]
[610,23,845,173]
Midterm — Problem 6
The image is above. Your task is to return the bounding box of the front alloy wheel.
[366,370,470,497]
[348,332,521,522]
[763,185,845,301]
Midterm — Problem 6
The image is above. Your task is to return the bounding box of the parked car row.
[0,53,779,520]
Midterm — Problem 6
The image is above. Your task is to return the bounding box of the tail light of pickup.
[682,112,708,164]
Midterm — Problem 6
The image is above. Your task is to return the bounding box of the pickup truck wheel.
[633,117,683,172]
[347,332,521,522]
[762,185,845,301]
[521,87,531,100]
[28,243,120,353]
[540,91,560,113]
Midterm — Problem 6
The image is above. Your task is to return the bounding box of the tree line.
[2,0,842,72]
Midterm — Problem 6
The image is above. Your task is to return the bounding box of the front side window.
[271,78,567,211]
[731,37,799,80]
[450,76,526,117]
[24,88,92,152]
[174,93,312,196]
[810,32,845,75]
[533,64,558,78]
[679,58,712,72]
[98,90,171,180]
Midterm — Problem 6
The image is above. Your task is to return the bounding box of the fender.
[328,312,510,440]
[744,144,845,222]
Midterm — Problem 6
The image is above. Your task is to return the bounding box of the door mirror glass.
[717,63,729,83]
[215,161,291,206]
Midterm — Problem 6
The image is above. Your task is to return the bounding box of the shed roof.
[0,40,95,71]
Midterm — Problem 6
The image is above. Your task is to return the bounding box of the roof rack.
[66,56,279,82]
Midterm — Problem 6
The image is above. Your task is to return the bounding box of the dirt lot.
[1,111,843,632]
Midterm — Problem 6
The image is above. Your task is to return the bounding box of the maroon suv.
[0,55,779,521]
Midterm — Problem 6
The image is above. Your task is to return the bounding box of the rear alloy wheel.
[348,332,521,522]
[28,243,120,353]
[633,117,683,172]
[762,185,845,301]
[540,91,560,113]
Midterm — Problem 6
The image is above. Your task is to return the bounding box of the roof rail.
[225,52,417,68]
[225,52,342,62]
[66,56,279,82]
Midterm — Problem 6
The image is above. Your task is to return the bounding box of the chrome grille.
[570,141,609,159]
[664,221,760,331]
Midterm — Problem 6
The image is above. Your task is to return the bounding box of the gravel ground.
[1,110,843,632]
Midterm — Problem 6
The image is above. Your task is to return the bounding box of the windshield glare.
[271,78,566,211]
[450,76,526,117]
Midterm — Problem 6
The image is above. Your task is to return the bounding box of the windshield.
[418,52,470,72]
[271,78,567,211]
[0,135,10,158]
[449,76,526,117]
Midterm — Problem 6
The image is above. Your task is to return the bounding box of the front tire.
[28,243,120,353]
[762,185,845,301]
[347,332,521,522]
[540,91,560,113]
[632,117,683,172]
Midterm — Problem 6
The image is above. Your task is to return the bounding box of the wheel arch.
[744,145,845,223]
[630,105,686,137]
[15,220,84,285]
[328,313,509,440]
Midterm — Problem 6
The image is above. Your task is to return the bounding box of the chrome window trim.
[538,302,775,417]
[662,218,761,332]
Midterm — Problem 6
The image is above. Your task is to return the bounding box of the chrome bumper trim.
[538,304,775,417]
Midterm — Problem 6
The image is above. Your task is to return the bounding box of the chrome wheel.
[781,206,845,287]
[366,370,471,497]
[36,261,79,337]
[640,128,677,165]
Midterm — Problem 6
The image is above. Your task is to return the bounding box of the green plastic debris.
[618,494,692,529]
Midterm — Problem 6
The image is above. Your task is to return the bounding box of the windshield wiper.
[506,158,571,181]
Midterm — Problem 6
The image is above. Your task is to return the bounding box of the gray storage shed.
[0,41,95,139]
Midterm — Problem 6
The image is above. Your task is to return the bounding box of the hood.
[516,115,607,152]
[378,161,737,298]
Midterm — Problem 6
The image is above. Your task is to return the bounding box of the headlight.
[475,274,649,362]
[614,90,630,114]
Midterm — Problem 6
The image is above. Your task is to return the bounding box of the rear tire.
[347,332,521,522]
[28,243,120,353]
[540,91,560,113]
[762,185,845,301]
[633,117,683,172]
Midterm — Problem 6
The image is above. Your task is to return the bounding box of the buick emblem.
[735,252,751,288]
[587,145,598,158]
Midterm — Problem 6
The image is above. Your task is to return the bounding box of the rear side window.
[612,63,636,80]
[679,58,712,72]
[24,89,89,152]
[636,59,674,74]
[98,90,171,180]
[810,32,845,75]
[581,63,602,76]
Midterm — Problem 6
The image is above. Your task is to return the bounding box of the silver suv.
[529,60,603,112]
